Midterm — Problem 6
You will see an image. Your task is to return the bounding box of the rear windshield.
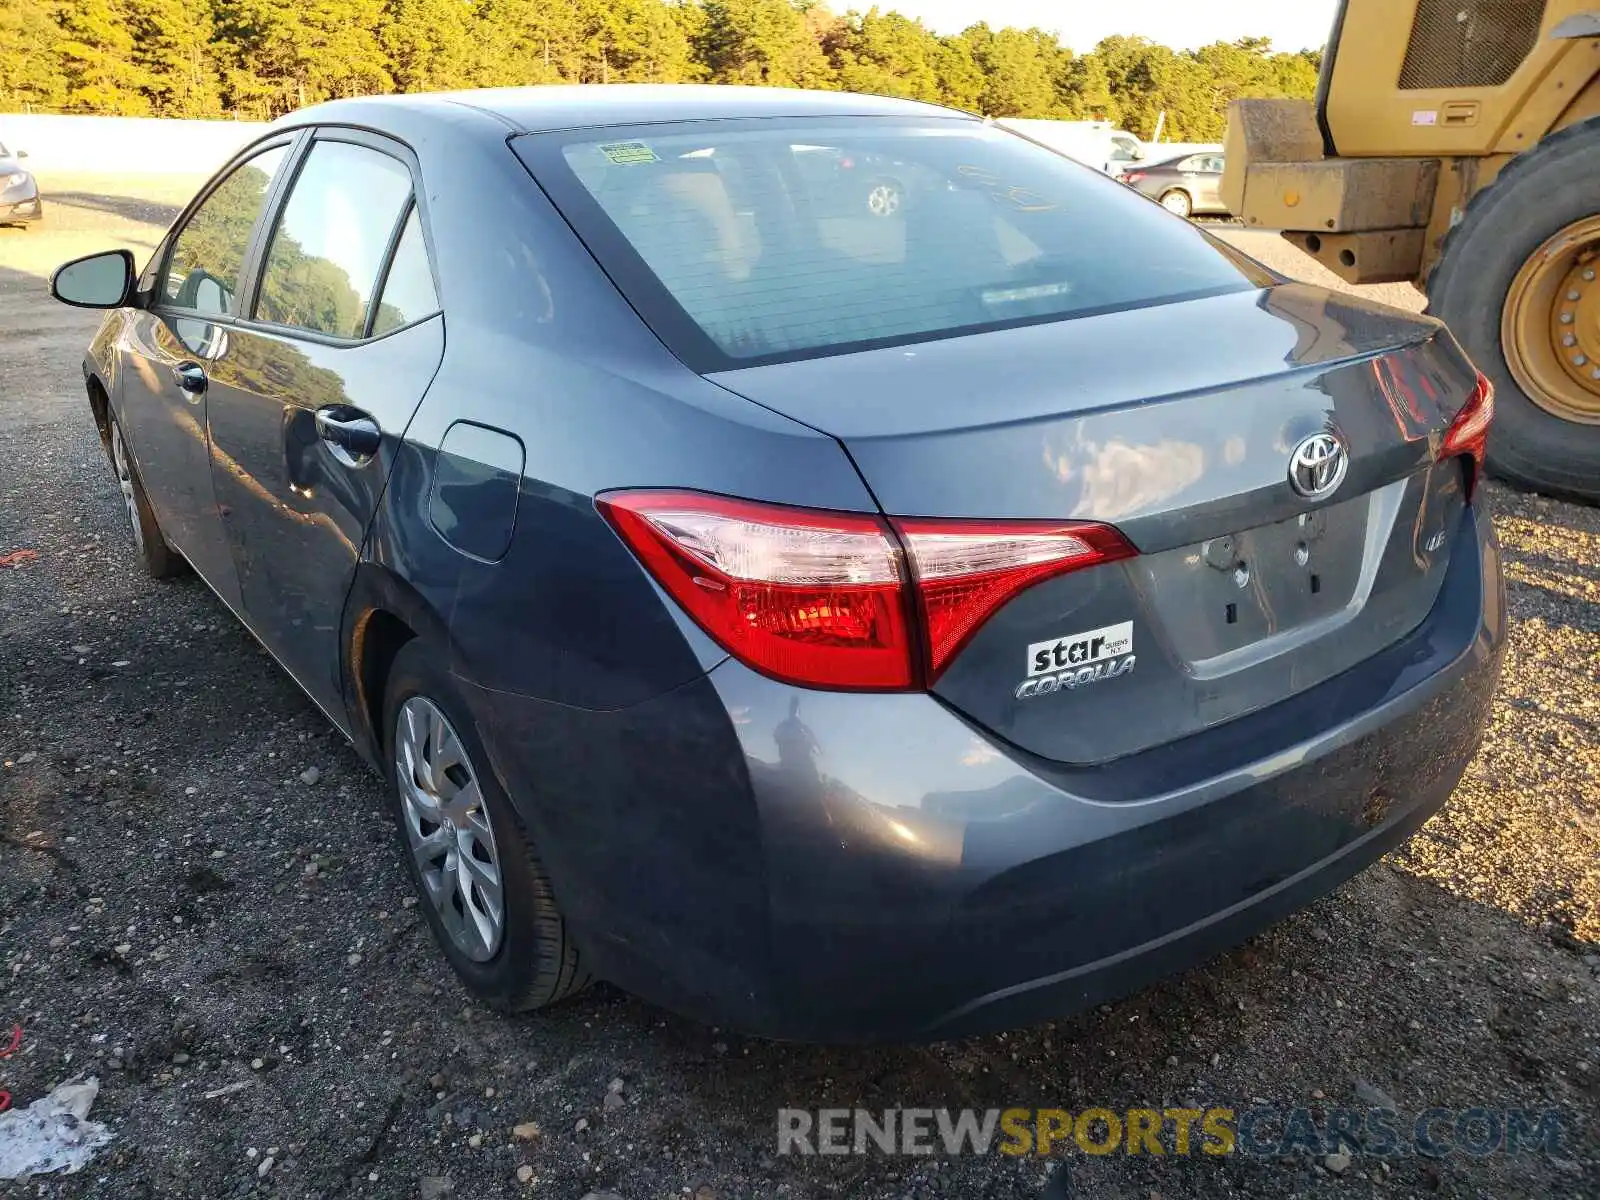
[517,118,1268,370]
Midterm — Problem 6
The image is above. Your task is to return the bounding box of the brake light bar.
[894,519,1136,678]
[1439,371,1495,495]
[598,491,1136,691]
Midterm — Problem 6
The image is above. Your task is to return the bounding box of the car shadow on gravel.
[38,191,185,228]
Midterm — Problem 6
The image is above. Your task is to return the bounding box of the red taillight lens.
[1440,371,1495,493]
[599,491,1137,690]
[1124,171,1146,183]
[893,519,1137,679]
[597,491,913,689]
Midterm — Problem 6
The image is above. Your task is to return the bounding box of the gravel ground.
[1,174,1598,1200]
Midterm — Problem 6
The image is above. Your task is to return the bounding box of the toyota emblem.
[1288,432,1349,500]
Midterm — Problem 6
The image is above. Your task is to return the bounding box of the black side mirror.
[15,150,26,159]
[49,250,137,309]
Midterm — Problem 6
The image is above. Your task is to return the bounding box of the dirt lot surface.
[2,174,1598,1200]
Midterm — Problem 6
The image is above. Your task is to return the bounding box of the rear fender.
[339,558,462,769]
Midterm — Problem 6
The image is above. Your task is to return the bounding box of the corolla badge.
[1288,431,1349,500]
[1015,620,1137,700]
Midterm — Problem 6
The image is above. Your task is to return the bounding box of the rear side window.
[370,208,439,336]
[254,140,414,339]
[519,119,1267,370]
[164,144,289,316]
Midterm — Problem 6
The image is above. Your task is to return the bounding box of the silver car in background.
[0,140,42,227]
[1123,150,1228,218]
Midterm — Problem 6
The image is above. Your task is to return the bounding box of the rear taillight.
[1439,371,1495,494]
[893,519,1136,678]
[1123,171,1145,183]
[598,491,1136,691]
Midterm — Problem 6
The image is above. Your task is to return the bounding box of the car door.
[1173,154,1206,202]
[1199,155,1226,212]
[203,130,445,724]
[118,138,298,610]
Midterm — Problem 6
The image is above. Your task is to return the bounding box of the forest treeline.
[0,0,1320,141]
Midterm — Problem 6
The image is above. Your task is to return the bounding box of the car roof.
[1146,152,1210,169]
[286,85,973,136]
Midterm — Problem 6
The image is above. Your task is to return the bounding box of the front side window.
[254,140,413,339]
[520,119,1267,370]
[164,144,289,316]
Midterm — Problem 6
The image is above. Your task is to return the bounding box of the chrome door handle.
[313,407,382,463]
[173,361,207,396]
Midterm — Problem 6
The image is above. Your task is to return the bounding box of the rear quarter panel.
[356,112,878,714]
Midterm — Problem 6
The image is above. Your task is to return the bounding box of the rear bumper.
[465,503,1504,1041]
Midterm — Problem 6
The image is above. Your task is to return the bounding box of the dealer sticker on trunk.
[1016,620,1136,700]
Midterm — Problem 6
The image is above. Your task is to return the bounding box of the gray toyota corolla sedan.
[49,85,1504,1041]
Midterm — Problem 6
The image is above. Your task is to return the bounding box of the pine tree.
[963,23,1054,117]
[0,0,69,110]
[827,9,941,103]
[213,0,392,116]
[471,0,584,86]
[931,34,983,111]
[55,0,151,113]
[0,0,1322,130]
[1059,52,1115,122]
[581,0,693,84]
[127,0,222,115]
[381,0,476,93]
[694,0,834,89]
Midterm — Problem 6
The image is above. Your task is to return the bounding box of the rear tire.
[382,640,589,1011]
[107,411,186,579]
[1427,119,1600,503]
[1160,189,1192,218]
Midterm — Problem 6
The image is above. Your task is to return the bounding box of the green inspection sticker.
[598,141,659,165]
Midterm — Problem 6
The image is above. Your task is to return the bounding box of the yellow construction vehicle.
[1224,0,1600,501]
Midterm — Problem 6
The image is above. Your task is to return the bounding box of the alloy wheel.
[867,183,901,217]
[394,695,506,962]
[110,423,144,553]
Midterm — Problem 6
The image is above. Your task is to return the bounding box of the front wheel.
[1428,119,1600,502]
[1159,189,1192,218]
[382,640,589,1011]
[108,413,186,579]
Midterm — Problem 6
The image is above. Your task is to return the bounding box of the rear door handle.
[173,361,207,397]
[314,406,382,463]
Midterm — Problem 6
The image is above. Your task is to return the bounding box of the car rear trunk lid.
[709,283,1480,764]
